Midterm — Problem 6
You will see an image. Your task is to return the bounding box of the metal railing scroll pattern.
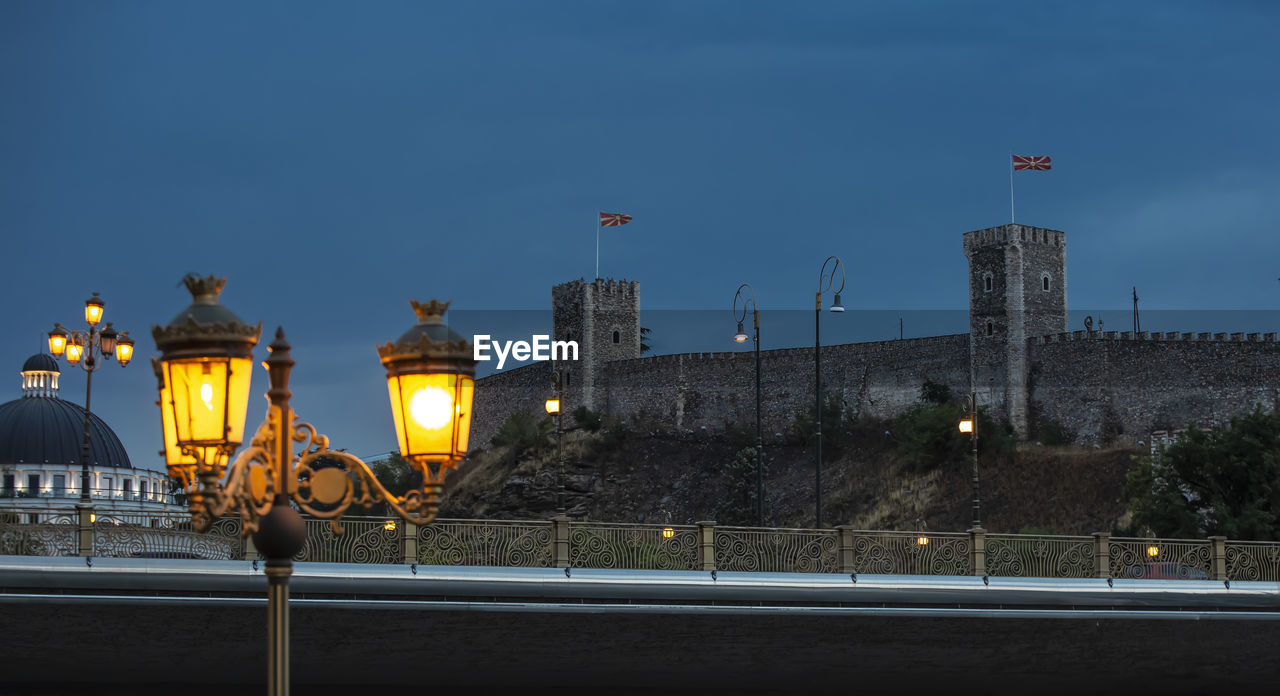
[0,508,77,556]
[1225,541,1280,581]
[295,517,400,564]
[1109,537,1212,579]
[714,526,838,573]
[984,534,1094,578]
[850,531,970,576]
[94,512,242,560]
[569,522,698,570]
[419,519,554,567]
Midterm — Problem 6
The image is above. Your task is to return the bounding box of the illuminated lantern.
[378,299,476,473]
[84,292,105,326]
[152,274,262,484]
[48,325,69,356]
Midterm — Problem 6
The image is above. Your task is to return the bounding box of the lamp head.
[99,323,119,357]
[65,337,84,364]
[829,293,845,313]
[733,322,749,343]
[48,325,69,357]
[545,399,560,415]
[84,293,105,326]
[378,298,477,515]
[115,332,135,366]
[958,419,974,434]
[152,274,262,481]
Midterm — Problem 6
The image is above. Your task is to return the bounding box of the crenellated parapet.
[1035,331,1279,344]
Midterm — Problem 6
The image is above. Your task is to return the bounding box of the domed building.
[0,354,181,522]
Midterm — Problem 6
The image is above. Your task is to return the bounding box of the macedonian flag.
[1012,155,1052,171]
[599,212,633,227]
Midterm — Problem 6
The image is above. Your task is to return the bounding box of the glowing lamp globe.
[115,332,135,366]
[65,339,84,364]
[152,274,262,483]
[545,399,560,415]
[84,292,105,326]
[378,299,476,468]
[733,322,749,343]
[48,326,69,356]
[958,419,974,434]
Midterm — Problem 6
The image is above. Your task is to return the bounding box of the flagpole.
[595,213,600,280]
[1009,154,1015,224]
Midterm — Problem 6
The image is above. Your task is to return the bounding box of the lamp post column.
[814,292,822,529]
[79,364,94,503]
[251,330,307,696]
[753,310,763,527]
[967,391,980,529]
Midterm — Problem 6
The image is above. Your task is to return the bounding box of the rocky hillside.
[440,420,1142,535]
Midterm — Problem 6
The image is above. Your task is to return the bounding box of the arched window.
[1042,274,1051,292]
[983,273,993,292]
[612,330,620,344]
[986,320,994,336]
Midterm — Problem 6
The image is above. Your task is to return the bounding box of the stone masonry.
[471,224,1280,449]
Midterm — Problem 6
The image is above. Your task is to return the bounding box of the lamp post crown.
[183,274,228,304]
[411,299,450,325]
[378,299,474,367]
[153,275,262,354]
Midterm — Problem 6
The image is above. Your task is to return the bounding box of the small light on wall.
[662,527,675,539]
[384,520,397,532]
[1146,545,1159,558]
[90,513,96,523]
[916,535,929,546]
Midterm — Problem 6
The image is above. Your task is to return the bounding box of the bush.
[919,378,952,405]
[715,446,765,526]
[1036,419,1074,446]
[491,410,552,461]
[573,405,604,432]
[790,393,851,460]
[895,401,1013,473]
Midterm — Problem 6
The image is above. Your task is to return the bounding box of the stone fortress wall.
[471,223,1280,450]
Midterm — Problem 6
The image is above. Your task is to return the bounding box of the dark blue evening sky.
[3,1,1278,465]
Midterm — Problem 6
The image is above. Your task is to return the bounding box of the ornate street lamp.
[46,292,135,517]
[732,283,764,526]
[814,256,845,528]
[959,391,980,529]
[152,274,476,696]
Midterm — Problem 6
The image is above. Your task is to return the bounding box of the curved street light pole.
[733,284,763,526]
[815,257,846,529]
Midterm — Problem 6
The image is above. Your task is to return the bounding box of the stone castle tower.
[964,223,1068,435]
[552,278,641,410]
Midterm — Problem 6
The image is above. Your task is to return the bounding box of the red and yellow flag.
[1012,155,1052,171]
[599,212,633,227]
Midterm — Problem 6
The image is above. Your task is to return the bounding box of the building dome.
[22,354,59,373]
[0,355,132,468]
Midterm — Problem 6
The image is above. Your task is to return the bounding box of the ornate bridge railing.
[3,507,1278,581]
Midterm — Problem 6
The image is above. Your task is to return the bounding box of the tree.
[640,326,652,354]
[357,452,418,516]
[1123,408,1280,540]
[491,409,553,462]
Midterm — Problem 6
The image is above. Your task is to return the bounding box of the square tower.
[551,278,641,411]
[963,223,1067,436]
